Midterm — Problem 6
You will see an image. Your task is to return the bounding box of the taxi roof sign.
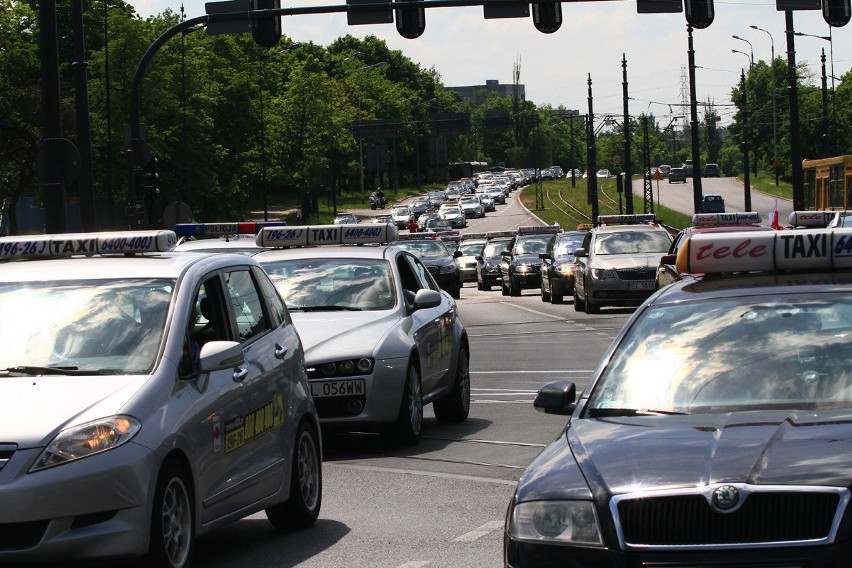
[675,228,852,275]
[517,225,562,235]
[0,230,177,259]
[788,211,841,228]
[691,212,762,227]
[175,221,285,237]
[598,214,657,225]
[485,231,515,239]
[257,224,398,248]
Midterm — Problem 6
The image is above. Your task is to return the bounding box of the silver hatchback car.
[0,230,321,567]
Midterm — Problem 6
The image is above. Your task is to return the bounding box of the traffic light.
[251,0,281,48]
[685,0,714,28]
[395,0,426,38]
[823,0,851,27]
[532,1,562,33]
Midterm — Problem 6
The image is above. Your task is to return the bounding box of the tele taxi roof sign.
[675,228,852,274]
[788,211,841,228]
[691,212,761,227]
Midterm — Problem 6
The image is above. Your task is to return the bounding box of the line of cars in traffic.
[0,221,472,567]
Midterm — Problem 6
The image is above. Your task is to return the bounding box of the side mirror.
[500,250,510,257]
[659,253,676,266]
[453,250,463,258]
[539,252,552,260]
[198,341,245,373]
[475,255,483,262]
[411,288,442,311]
[534,381,577,415]
[574,248,587,258]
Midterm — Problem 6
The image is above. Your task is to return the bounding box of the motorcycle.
[369,192,387,210]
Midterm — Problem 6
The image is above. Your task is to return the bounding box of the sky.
[132,0,850,128]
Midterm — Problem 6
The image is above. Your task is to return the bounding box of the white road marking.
[327,463,518,486]
[396,562,430,568]
[470,370,593,374]
[505,302,567,319]
[452,520,505,543]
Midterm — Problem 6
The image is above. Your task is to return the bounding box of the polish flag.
[769,198,782,230]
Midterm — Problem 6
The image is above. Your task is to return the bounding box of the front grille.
[426,266,439,275]
[617,490,841,547]
[616,267,656,281]
[0,444,16,473]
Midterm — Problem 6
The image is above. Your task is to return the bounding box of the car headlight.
[440,263,457,274]
[31,415,142,472]
[309,357,374,379]
[508,501,603,546]
[557,264,574,275]
[591,268,617,279]
[513,264,532,274]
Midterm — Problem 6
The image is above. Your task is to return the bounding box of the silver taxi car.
[573,214,673,313]
[254,224,471,446]
[0,230,320,567]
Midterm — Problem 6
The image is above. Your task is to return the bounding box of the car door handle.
[232,366,248,382]
[274,343,288,359]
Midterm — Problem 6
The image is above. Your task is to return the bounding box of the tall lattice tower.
[678,65,690,158]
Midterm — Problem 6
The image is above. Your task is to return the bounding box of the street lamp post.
[732,35,754,70]
[750,24,779,186]
[794,30,835,155]
[349,60,389,200]
[258,43,300,221]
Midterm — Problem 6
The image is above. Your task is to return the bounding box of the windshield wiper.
[5,365,84,376]
[587,407,688,417]
[288,305,363,312]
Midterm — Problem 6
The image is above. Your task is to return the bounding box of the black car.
[476,232,514,291]
[500,226,562,297]
[392,235,462,299]
[506,227,852,567]
[703,162,721,177]
[539,230,587,304]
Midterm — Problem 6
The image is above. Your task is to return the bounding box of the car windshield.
[261,258,395,311]
[393,207,410,216]
[593,231,671,255]
[443,207,461,215]
[0,279,174,374]
[513,235,552,255]
[554,236,585,258]
[587,295,852,415]
[394,240,450,259]
[483,239,511,258]
[458,242,485,256]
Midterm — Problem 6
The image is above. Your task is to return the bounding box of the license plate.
[627,281,654,290]
[311,379,365,398]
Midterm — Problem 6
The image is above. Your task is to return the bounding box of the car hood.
[291,311,398,362]
[517,411,852,502]
[591,253,664,270]
[2,376,143,447]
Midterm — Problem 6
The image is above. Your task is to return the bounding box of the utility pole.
[739,69,752,211]
[622,54,634,214]
[642,115,653,214]
[785,11,804,210]
[586,74,599,224]
[687,24,703,213]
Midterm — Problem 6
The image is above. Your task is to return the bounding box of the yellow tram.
[802,155,852,210]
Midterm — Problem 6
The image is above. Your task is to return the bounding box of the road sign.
[612,154,622,165]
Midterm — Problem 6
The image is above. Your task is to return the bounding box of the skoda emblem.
[712,485,740,511]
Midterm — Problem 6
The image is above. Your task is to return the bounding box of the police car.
[253,224,471,446]
[507,227,852,566]
[172,221,282,254]
[573,214,672,313]
[0,230,320,567]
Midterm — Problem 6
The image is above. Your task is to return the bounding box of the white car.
[391,206,415,229]
[439,204,467,228]
[254,224,471,446]
[459,195,485,218]
[475,190,496,212]
[596,169,611,178]
[0,230,321,567]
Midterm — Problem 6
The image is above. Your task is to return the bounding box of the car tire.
[148,460,193,568]
[509,278,521,297]
[451,285,461,300]
[551,292,563,304]
[501,280,509,296]
[573,287,585,312]
[584,298,600,314]
[266,422,322,530]
[388,362,423,446]
[433,348,470,423]
[541,286,550,302]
